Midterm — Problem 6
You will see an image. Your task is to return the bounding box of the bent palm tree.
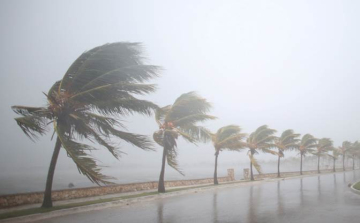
[349,141,360,170]
[12,42,160,208]
[314,138,333,173]
[211,125,246,184]
[274,129,300,177]
[153,92,216,192]
[298,134,317,175]
[339,141,352,171]
[327,148,340,172]
[245,125,277,181]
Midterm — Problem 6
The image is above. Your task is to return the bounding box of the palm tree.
[327,148,340,172]
[210,125,246,184]
[338,141,351,171]
[314,138,333,173]
[274,129,300,178]
[12,42,160,208]
[349,141,360,170]
[298,134,317,175]
[244,125,277,181]
[153,92,216,192]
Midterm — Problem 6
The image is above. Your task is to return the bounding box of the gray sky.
[1,0,360,190]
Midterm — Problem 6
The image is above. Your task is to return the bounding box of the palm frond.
[249,154,262,174]
[178,125,212,143]
[165,92,212,122]
[60,42,160,93]
[173,113,216,127]
[56,124,113,185]
[13,115,48,141]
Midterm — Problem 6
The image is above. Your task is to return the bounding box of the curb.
[350,181,360,195]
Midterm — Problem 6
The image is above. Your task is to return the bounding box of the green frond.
[173,113,217,127]
[261,148,279,156]
[89,96,159,117]
[60,42,160,93]
[155,105,171,126]
[71,83,157,102]
[249,154,262,174]
[215,125,242,142]
[178,125,212,143]
[56,124,114,185]
[165,92,212,122]
[153,130,164,146]
[13,115,48,141]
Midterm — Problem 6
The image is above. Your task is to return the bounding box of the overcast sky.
[1,0,360,191]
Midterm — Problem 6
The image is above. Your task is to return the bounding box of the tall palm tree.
[12,42,160,208]
[339,141,352,171]
[153,92,216,192]
[349,141,360,170]
[210,125,246,184]
[314,138,333,173]
[298,134,317,175]
[245,125,277,181]
[327,148,340,172]
[274,129,300,177]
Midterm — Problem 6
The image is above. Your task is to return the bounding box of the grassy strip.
[0,183,228,220]
[353,181,360,190]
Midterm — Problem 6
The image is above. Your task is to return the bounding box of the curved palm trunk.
[214,151,219,185]
[317,155,320,174]
[300,154,303,175]
[42,137,62,208]
[250,151,254,181]
[158,146,167,193]
[277,155,281,178]
[333,158,336,172]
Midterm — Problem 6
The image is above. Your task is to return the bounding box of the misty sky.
[1,0,360,190]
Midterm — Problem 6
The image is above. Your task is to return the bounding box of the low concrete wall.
[243,168,347,180]
[0,169,235,209]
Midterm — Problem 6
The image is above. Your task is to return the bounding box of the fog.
[1,0,360,195]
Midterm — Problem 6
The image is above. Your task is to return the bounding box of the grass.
[0,183,228,220]
[353,181,360,190]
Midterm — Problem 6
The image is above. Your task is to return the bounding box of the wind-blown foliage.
[327,148,340,172]
[297,134,317,175]
[274,129,300,177]
[338,141,352,171]
[244,125,277,181]
[12,42,160,207]
[211,125,247,184]
[349,141,360,170]
[153,92,216,192]
[313,138,333,173]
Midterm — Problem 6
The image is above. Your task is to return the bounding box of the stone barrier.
[0,169,235,208]
[243,168,348,180]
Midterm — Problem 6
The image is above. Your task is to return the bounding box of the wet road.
[36,170,360,223]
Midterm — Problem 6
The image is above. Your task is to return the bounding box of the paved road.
[35,170,360,223]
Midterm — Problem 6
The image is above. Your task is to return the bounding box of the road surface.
[34,170,360,223]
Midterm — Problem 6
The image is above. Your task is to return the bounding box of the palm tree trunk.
[317,155,320,174]
[353,156,355,170]
[158,146,167,193]
[250,152,254,181]
[333,158,336,172]
[42,137,61,208]
[343,154,345,171]
[214,151,219,185]
[300,154,303,175]
[277,155,281,178]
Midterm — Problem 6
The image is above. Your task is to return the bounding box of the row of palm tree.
[11,42,360,208]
